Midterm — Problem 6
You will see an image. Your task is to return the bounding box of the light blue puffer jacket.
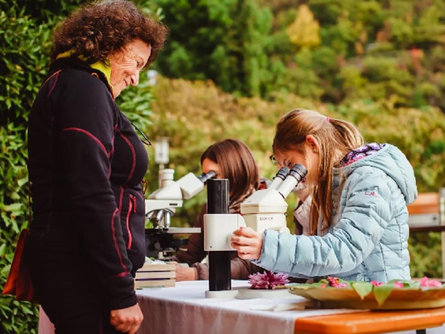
[254,144,417,282]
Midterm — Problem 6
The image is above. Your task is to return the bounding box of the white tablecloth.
[39,280,445,334]
[136,280,358,334]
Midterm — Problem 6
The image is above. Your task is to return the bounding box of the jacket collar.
[49,56,114,98]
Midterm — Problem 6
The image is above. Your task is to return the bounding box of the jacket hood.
[342,144,418,205]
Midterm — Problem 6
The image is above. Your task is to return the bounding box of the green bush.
[0,7,55,332]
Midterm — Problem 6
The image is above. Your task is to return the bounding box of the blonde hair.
[273,109,364,234]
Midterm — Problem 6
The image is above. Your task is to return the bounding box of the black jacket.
[28,58,148,310]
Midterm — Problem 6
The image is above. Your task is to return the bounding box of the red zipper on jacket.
[126,194,137,249]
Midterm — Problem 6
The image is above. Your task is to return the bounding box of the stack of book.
[135,262,176,288]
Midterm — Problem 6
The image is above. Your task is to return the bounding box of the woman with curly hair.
[27,1,167,333]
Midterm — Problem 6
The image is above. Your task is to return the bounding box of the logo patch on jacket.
[364,190,378,197]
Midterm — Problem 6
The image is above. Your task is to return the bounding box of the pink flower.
[327,276,348,288]
[420,276,442,288]
[248,271,289,289]
[371,281,383,287]
[394,281,404,288]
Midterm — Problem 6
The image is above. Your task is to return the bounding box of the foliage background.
[1,0,445,332]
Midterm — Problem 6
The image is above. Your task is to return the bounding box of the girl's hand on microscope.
[231,227,263,260]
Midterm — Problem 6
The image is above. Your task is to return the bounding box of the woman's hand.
[231,227,263,260]
[175,263,198,281]
[110,303,143,334]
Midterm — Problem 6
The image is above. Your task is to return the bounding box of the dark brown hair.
[201,139,259,206]
[50,0,168,66]
[273,108,364,234]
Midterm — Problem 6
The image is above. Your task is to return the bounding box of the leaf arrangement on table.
[288,276,445,309]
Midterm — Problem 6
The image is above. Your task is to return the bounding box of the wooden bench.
[408,188,445,276]
[408,191,444,232]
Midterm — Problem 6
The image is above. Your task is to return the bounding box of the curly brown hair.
[50,0,168,66]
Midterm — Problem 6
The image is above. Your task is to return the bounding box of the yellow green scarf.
[56,50,113,92]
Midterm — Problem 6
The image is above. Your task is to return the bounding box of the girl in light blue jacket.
[231,109,417,282]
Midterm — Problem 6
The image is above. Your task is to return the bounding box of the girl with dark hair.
[232,109,418,283]
[174,139,266,281]
[27,1,167,333]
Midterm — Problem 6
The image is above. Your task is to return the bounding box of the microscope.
[145,168,216,258]
[203,164,307,297]
[204,164,307,251]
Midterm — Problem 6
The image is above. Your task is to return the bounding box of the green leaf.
[373,284,395,306]
[2,203,23,212]
[290,284,311,290]
[352,281,373,300]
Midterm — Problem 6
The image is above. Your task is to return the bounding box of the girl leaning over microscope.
[173,139,268,281]
[231,108,418,283]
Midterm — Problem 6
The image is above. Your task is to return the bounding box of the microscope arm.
[203,164,307,252]
[204,214,246,251]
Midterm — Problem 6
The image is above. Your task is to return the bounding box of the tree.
[286,4,320,48]
[154,0,273,96]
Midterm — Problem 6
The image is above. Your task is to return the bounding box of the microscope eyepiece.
[198,170,217,184]
[289,164,307,182]
[177,170,217,200]
[276,164,307,199]
[276,166,290,180]
[269,166,290,190]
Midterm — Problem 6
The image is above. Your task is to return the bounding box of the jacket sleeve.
[55,76,136,310]
[254,167,393,278]
[174,206,207,265]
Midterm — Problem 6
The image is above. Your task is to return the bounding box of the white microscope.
[145,168,216,258]
[204,163,307,253]
[202,164,307,297]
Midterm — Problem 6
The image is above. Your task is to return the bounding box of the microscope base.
[205,290,238,299]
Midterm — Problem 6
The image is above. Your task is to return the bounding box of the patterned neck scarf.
[340,143,384,167]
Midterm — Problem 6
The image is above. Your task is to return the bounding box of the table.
[136,280,358,334]
[38,280,445,334]
[293,308,445,334]
[135,280,445,334]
